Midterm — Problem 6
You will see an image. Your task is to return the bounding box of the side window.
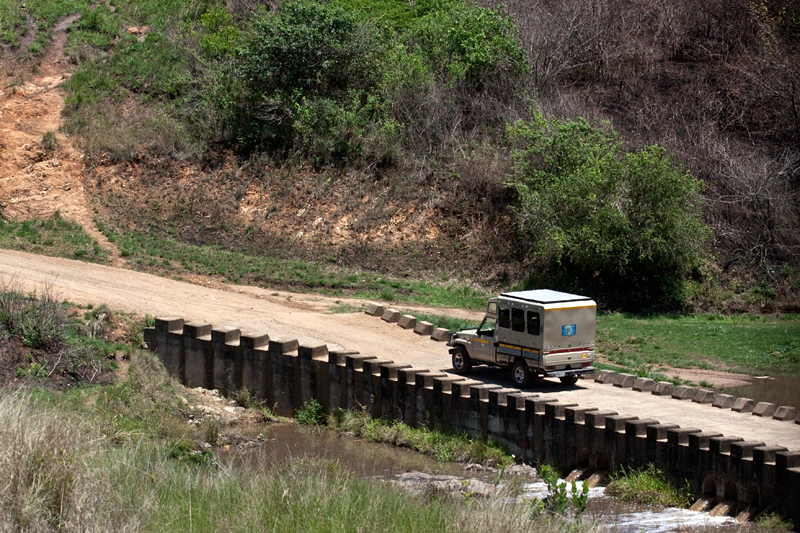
[511,308,525,332]
[498,307,510,329]
[527,311,541,335]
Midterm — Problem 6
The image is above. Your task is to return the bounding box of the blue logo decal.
[562,324,576,336]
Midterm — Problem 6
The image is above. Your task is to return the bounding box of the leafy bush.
[506,112,710,309]
[410,3,526,93]
[297,398,326,425]
[228,0,383,155]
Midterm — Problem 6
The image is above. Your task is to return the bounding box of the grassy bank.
[0,213,108,263]
[325,405,511,465]
[5,385,580,532]
[97,224,489,309]
[596,312,800,376]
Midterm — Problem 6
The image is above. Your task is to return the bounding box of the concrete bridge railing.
[144,317,800,522]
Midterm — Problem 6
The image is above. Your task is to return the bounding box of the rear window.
[511,308,525,332]
[527,311,540,335]
[498,307,510,329]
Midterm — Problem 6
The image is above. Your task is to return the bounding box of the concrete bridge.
[145,316,800,524]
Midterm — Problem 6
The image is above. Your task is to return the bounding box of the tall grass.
[605,465,692,508]
[0,370,586,532]
[0,391,102,531]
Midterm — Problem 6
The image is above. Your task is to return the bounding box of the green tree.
[506,112,710,308]
[230,0,384,156]
[410,3,526,93]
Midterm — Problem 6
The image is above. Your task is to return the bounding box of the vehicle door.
[469,316,496,363]
[495,306,524,364]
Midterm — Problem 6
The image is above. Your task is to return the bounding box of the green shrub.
[297,398,326,425]
[410,3,526,92]
[506,112,711,309]
[229,0,383,154]
[41,131,60,151]
[605,465,692,507]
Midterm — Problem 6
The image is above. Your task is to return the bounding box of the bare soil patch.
[0,14,120,263]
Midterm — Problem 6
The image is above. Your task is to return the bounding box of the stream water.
[724,374,800,410]
[215,423,764,532]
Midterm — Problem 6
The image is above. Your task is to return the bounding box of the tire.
[512,359,531,388]
[452,347,472,375]
[560,375,579,386]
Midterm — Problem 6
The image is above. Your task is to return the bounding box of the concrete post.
[269,337,299,416]
[209,326,239,395]
[379,363,410,422]
[184,323,213,390]
[363,359,392,419]
[468,384,501,440]
[397,368,424,427]
[150,317,184,380]
[240,332,270,401]
[415,372,445,428]
[144,317,184,376]
[328,349,357,413]
[585,410,618,470]
[298,342,329,408]
[345,354,377,411]
[605,415,638,469]
[544,402,579,467]
[564,406,599,468]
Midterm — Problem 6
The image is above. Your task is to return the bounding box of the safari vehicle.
[447,289,596,387]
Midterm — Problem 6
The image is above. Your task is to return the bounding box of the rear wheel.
[560,375,579,386]
[512,359,531,388]
[452,347,472,375]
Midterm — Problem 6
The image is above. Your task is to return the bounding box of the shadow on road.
[441,365,588,394]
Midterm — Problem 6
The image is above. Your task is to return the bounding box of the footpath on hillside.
[0,13,120,262]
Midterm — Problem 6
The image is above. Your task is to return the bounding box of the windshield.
[478,317,496,337]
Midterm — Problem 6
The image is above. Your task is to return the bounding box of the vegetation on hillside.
[1,0,797,311]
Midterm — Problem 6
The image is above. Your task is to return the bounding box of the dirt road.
[2,248,798,451]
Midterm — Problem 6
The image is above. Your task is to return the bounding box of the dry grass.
[0,390,101,530]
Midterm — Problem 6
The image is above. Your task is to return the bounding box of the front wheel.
[560,375,579,386]
[512,359,531,388]
[452,347,472,375]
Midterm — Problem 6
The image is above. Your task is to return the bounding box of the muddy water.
[215,423,767,531]
[215,423,475,479]
[725,375,800,409]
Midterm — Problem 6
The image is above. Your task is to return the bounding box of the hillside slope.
[0,0,798,312]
